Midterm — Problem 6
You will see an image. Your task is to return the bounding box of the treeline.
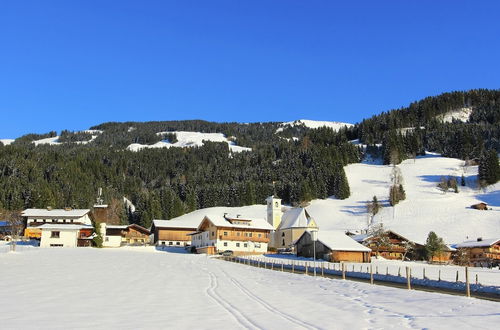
[0,128,359,228]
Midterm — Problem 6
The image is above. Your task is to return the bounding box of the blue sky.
[1,1,499,138]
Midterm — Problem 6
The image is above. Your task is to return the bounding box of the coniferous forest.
[1,88,500,228]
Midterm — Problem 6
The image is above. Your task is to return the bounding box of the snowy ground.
[1,248,499,329]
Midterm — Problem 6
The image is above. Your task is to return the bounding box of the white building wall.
[103,235,122,247]
[217,240,268,253]
[27,214,92,226]
[40,230,78,248]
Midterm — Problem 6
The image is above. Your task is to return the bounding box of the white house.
[39,224,94,248]
[23,208,92,239]
[190,214,274,255]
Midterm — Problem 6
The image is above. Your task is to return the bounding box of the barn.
[295,230,371,263]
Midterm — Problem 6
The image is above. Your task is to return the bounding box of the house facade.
[295,230,371,263]
[190,214,273,255]
[101,223,150,247]
[456,238,500,267]
[23,208,93,239]
[150,219,198,247]
[39,224,94,248]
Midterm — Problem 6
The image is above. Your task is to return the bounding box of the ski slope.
[1,248,498,329]
[127,131,252,153]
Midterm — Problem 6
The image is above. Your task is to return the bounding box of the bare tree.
[366,196,381,227]
[401,240,415,261]
[0,210,24,252]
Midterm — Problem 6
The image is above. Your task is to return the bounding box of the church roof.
[279,208,316,230]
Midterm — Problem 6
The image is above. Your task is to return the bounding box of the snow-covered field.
[1,248,499,329]
[127,131,252,153]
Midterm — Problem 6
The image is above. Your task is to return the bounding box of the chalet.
[189,214,273,255]
[471,202,488,210]
[295,230,371,263]
[23,208,93,239]
[266,196,318,249]
[39,224,94,248]
[101,223,150,247]
[455,237,500,267]
[357,230,424,260]
[150,219,199,247]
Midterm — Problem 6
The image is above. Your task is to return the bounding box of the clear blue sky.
[1,1,499,138]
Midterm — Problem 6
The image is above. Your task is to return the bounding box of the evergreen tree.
[425,231,446,262]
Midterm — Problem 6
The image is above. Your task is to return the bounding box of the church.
[265,196,318,250]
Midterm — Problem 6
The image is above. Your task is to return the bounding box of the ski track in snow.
[219,267,321,330]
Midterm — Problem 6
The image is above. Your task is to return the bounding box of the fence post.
[271,261,274,271]
[321,263,324,277]
[370,265,374,284]
[342,262,346,280]
[456,270,459,282]
[465,267,471,298]
[398,267,401,277]
[438,269,441,281]
[386,266,388,276]
[406,266,411,290]
[423,268,426,280]
[306,263,308,275]
[292,261,295,273]
[475,274,478,285]
[376,266,378,275]
[281,262,284,272]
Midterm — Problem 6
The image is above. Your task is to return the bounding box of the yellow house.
[275,208,318,249]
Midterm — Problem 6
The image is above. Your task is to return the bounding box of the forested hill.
[0,88,499,228]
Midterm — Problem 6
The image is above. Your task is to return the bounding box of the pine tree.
[425,231,446,262]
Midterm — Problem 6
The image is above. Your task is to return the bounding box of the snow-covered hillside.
[1,248,498,329]
[0,139,14,146]
[127,131,252,153]
[437,107,473,123]
[276,119,353,133]
[163,154,500,246]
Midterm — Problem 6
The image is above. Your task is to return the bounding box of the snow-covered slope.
[164,154,500,246]
[0,139,14,146]
[33,136,61,146]
[276,119,353,133]
[437,107,473,123]
[127,131,252,153]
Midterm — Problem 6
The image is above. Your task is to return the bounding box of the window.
[52,219,56,223]
[50,231,60,238]
[255,243,261,248]
[223,232,228,236]
[63,219,67,223]
[249,233,252,237]
[169,242,173,246]
[212,231,215,237]
[244,243,247,248]
[71,219,74,223]
[282,239,285,246]
[237,232,240,236]
[43,219,46,223]
[282,232,285,237]
[236,243,240,247]
[176,242,180,246]
[161,242,165,245]
[258,233,262,238]
[275,202,278,207]
[50,244,63,247]
[224,242,228,247]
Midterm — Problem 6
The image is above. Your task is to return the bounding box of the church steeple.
[265,195,282,229]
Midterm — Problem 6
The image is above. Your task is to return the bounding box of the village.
[2,193,499,272]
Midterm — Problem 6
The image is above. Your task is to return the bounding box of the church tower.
[266,195,282,229]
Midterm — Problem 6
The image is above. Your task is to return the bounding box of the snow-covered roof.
[152,219,200,229]
[22,209,91,218]
[202,214,273,231]
[37,224,93,230]
[106,225,128,229]
[455,238,500,248]
[279,208,316,229]
[314,231,372,252]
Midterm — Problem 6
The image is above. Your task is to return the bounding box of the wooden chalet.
[150,219,199,247]
[102,223,150,247]
[456,237,500,267]
[471,202,488,210]
[190,214,273,255]
[295,230,371,263]
[358,230,424,261]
